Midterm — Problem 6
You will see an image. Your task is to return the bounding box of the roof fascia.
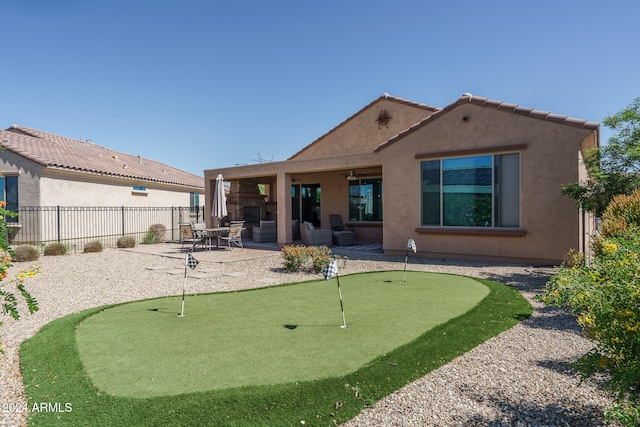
[375,94,600,153]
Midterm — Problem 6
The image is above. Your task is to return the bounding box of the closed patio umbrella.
[211,173,227,226]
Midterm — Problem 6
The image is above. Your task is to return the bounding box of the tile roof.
[375,94,600,152]
[0,125,204,189]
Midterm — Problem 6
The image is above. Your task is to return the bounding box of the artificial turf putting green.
[21,271,531,426]
[75,271,488,398]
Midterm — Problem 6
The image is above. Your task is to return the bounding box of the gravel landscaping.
[0,246,616,426]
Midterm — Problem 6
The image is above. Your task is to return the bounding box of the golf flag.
[322,259,338,281]
[180,253,198,317]
[322,258,348,328]
[185,252,199,270]
[402,238,416,283]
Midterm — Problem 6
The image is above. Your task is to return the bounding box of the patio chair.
[252,220,277,243]
[329,214,356,246]
[180,223,205,252]
[220,221,244,250]
[291,219,300,240]
[300,221,333,246]
[191,221,213,248]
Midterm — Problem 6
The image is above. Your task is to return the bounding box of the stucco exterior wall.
[0,150,44,206]
[291,99,436,160]
[379,103,594,264]
[39,174,199,207]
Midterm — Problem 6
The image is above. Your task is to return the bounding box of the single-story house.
[0,125,205,243]
[204,94,599,265]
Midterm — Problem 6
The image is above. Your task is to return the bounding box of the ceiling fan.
[345,170,365,181]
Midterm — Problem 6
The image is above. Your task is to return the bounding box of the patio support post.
[276,171,293,244]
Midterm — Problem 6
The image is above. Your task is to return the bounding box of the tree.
[562,97,640,217]
[0,201,39,353]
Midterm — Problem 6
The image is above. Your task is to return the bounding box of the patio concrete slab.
[123,242,281,263]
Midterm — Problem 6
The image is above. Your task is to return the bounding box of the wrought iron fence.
[8,206,205,249]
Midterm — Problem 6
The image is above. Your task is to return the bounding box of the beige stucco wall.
[205,98,597,264]
[39,174,200,207]
[0,150,44,206]
[290,98,436,160]
[379,103,595,264]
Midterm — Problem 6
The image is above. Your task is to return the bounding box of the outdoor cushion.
[253,221,277,243]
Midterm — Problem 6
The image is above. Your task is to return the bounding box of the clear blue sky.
[2,1,639,176]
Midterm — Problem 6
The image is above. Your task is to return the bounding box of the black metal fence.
[8,206,206,249]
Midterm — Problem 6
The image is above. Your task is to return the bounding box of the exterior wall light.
[376,110,392,128]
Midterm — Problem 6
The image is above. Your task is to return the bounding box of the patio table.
[203,227,230,250]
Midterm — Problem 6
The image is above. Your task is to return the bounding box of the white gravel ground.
[0,247,617,426]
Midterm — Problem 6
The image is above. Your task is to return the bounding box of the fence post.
[57,205,61,242]
[171,207,175,241]
[121,206,125,236]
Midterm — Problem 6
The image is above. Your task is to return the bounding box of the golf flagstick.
[401,238,417,283]
[336,274,348,329]
[322,258,348,328]
[179,273,187,317]
[180,252,199,317]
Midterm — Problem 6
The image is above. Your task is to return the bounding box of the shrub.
[562,248,585,268]
[43,242,67,256]
[149,224,166,242]
[83,240,103,253]
[116,235,136,248]
[143,224,166,244]
[600,189,640,237]
[13,245,40,262]
[281,245,332,273]
[307,246,332,273]
[541,229,640,426]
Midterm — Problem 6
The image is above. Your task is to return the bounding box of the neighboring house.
[0,125,205,243]
[204,94,599,265]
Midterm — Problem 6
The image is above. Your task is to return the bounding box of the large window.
[421,153,519,228]
[0,175,19,223]
[349,178,382,221]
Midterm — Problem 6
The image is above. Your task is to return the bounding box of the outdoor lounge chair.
[329,214,356,246]
[220,221,244,250]
[300,221,333,246]
[180,223,205,252]
[252,220,277,243]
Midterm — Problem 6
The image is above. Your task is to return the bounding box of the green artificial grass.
[20,271,532,426]
[76,271,488,397]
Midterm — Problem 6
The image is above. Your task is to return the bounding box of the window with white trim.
[421,153,520,227]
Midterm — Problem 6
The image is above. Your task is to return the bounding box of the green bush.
[281,245,332,273]
[149,223,166,242]
[13,245,40,262]
[600,189,640,237]
[542,194,640,426]
[562,248,585,268]
[143,224,166,244]
[83,240,103,253]
[43,242,67,256]
[116,235,136,248]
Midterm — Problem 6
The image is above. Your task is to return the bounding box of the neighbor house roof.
[375,94,600,152]
[0,125,204,189]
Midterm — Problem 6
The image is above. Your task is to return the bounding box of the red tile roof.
[375,94,600,152]
[0,125,203,189]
